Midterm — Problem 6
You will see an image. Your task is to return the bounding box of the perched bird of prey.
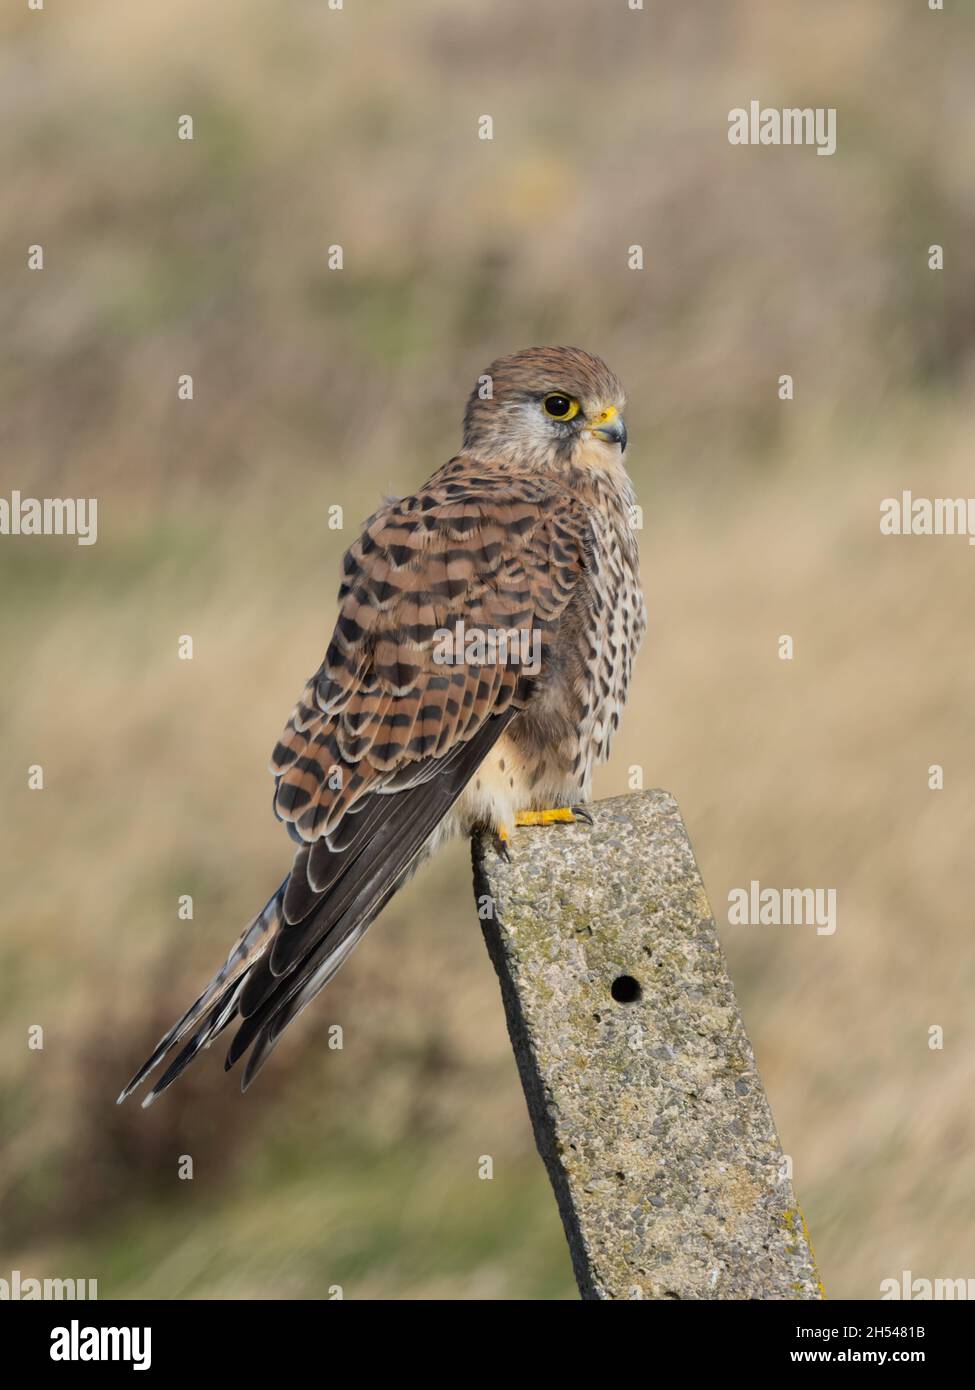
[119,346,646,1106]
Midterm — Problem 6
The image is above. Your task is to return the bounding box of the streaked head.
[463,346,627,468]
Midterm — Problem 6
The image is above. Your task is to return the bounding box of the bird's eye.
[542,393,580,421]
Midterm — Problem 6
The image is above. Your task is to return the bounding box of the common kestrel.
[120,346,646,1104]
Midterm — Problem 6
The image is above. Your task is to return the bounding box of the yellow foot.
[515,806,594,827]
[493,807,592,860]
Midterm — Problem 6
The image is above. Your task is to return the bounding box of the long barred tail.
[116,878,287,1107]
[118,713,512,1106]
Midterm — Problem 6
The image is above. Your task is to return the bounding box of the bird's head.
[462,346,627,470]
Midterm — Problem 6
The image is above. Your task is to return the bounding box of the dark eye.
[542,392,580,421]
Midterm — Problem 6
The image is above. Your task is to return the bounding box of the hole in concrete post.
[611,974,642,1004]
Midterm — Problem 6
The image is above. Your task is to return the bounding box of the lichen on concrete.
[471,789,823,1301]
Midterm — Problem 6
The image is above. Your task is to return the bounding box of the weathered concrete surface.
[472,789,823,1301]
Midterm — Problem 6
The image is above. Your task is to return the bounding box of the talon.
[571,805,594,826]
[493,825,513,862]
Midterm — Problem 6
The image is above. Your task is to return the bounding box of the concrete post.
[472,789,823,1300]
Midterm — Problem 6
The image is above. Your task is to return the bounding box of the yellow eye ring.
[542,393,580,422]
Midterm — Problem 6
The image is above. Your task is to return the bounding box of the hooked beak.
[588,405,627,451]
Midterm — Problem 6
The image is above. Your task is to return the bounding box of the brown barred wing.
[269,471,590,842]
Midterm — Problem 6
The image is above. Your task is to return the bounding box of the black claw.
[571,806,594,826]
[493,834,513,863]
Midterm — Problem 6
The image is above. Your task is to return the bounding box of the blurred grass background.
[1,0,973,1298]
